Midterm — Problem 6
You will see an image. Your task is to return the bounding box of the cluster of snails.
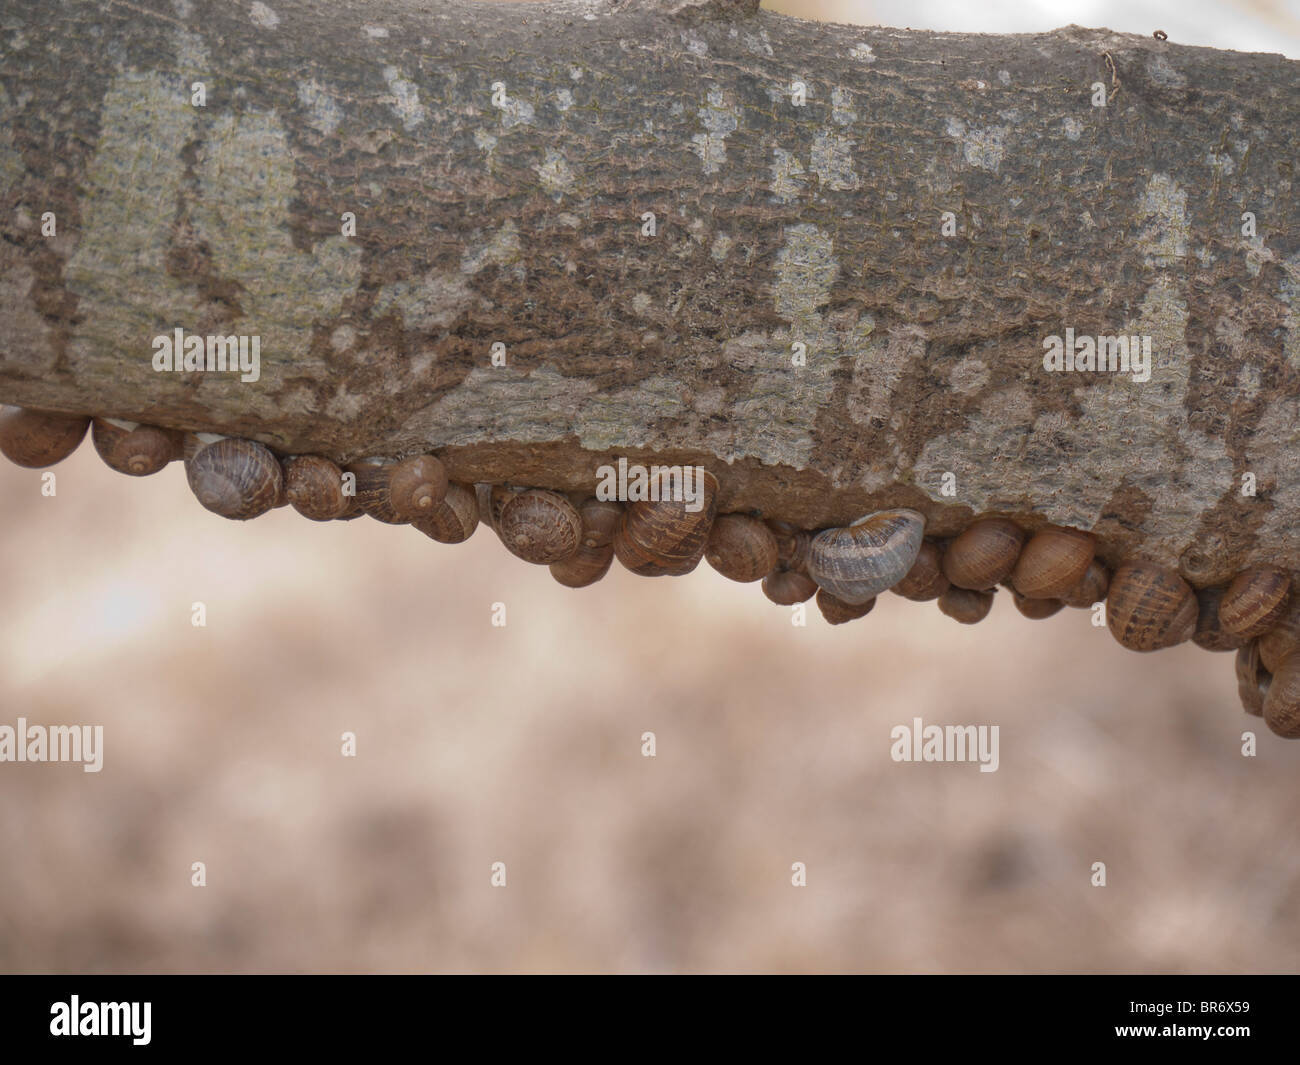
[3,404,1299,740]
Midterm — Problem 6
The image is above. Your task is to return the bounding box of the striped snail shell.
[816,588,875,625]
[706,514,779,583]
[1010,526,1095,599]
[942,517,1025,591]
[1105,561,1198,652]
[550,499,622,588]
[284,455,349,521]
[1262,650,1300,739]
[388,455,449,521]
[1236,642,1269,718]
[613,469,719,576]
[0,406,90,468]
[1257,594,1300,673]
[345,459,414,524]
[1192,585,1247,653]
[891,539,948,601]
[1218,568,1291,640]
[412,482,479,544]
[496,489,582,564]
[807,508,925,606]
[186,438,283,520]
[761,569,818,605]
[938,585,995,624]
[91,418,181,476]
[1060,559,1110,609]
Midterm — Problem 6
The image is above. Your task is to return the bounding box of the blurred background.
[2,0,1299,975]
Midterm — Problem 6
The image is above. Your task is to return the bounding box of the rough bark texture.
[1,0,1298,577]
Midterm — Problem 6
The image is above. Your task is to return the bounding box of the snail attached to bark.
[91,418,182,476]
[1010,526,1095,600]
[283,455,351,521]
[495,488,582,565]
[550,498,622,588]
[941,517,1026,591]
[612,469,719,576]
[807,508,926,605]
[186,437,284,521]
[0,407,91,468]
[706,514,780,584]
[1105,561,1198,652]
[412,482,480,544]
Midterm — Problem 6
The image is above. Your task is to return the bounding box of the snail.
[345,457,446,524]
[412,482,479,544]
[283,455,350,521]
[186,437,284,520]
[941,517,1026,591]
[807,508,925,605]
[938,585,995,624]
[1217,568,1291,640]
[91,418,181,476]
[890,539,949,601]
[1257,595,1300,673]
[1060,559,1109,609]
[816,588,875,625]
[0,406,91,468]
[613,469,719,576]
[1262,650,1300,738]
[705,514,779,583]
[495,488,582,564]
[550,498,622,588]
[1105,561,1198,652]
[1010,588,1063,620]
[767,520,811,574]
[1009,526,1095,599]
[1192,585,1247,653]
[1236,642,1269,717]
[761,568,818,605]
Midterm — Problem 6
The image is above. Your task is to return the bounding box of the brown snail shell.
[1257,594,1300,673]
[1105,561,1198,652]
[345,459,409,524]
[1010,526,1095,599]
[1235,642,1269,717]
[577,498,623,548]
[941,518,1026,591]
[1011,588,1064,620]
[761,569,818,605]
[1262,650,1300,738]
[816,588,875,625]
[807,508,926,605]
[91,418,181,476]
[0,407,90,468]
[387,455,449,521]
[1218,568,1291,640]
[613,469,719,577]
[412,482,479,544]
[767,520,811,574]
[496,489,582,564]
[1192,585,1247,653]
[706,514,779,583]
[1060,559,1110,609]
[891,540,948,601]
[550,544,615,588]
[186,438,283,520]
[938,585,995,625]
[284,455,349,521]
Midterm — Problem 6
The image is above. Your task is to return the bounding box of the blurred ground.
[2,0,1299,975]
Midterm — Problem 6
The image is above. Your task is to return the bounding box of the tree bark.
[1,0,1298,577]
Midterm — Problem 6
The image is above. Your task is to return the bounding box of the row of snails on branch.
[2,405,1298,739]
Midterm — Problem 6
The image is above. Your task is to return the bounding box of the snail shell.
[1010,526,1095,599]
[496,489,582,564]
[1060,559,1110,609]
[613,469,719,576]
[706,514,779,583]
[807,508,925,606]
[388,455,449,521]
[938,585,995,625]
[412,481,479,544]
[816,588,875,625]
[1257,594,1300,673]
[1010,588,1063,620]
[576,498,623,548]
[767,520,811,574]
[284,455,349,521]
[761,568,818,605]
[91,418,181,476]
[1105,561,1198,652]
[1262,650,1300,739]
[1218,568,1291,640]
[549,498,624,587]
[891,539,949,601]
[1192,585,1247,653]
[186,438,283,520]
[1235,642,1269,717]
[345,459,410,524]
[941,518,1026,591]
[0,407,91,468]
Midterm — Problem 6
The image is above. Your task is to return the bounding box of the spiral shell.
[891,540,949,601]
[613,469,719,576]
[942,518,1025,591]
[1218,568,1291,640]
[1236,642,1269,717]
[761,569,818,605]
[496,489,582,564]
[1010,526,1095,599]
[1192,585,1247,653]
[816,588,875,625]
[1105,561,1198,652]
[388,455,449,521]
[1011,588,1063,620]
[1262,650,1300,738]
[1060,560,1110,609]
[0,407,90,468]
[807,508,925,606]
[706,514,779,583]
[345,460,410,524]
[284,455,349,521]
[412,482,479,544]
[938,585,995,625]
[186,438,283,520]
[91,418,180,476]
[767,520,811,574]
